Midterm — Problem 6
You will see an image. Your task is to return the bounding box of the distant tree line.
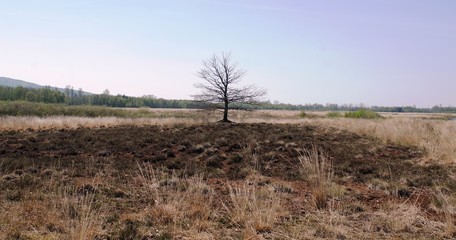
[255,102,456,113]
[0,85,455,113]
[0,85,207,109]
[0,86,65,103]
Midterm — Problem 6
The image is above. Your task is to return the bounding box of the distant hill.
[0,76,92,95]
[0,77,45,89]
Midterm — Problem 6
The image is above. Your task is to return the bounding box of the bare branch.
[193,52,267,122]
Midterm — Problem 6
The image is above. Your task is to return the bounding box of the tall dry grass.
[307,118,456,164]
[62,189,99,240]
[135,163,289,239]
[0,116,207,131]
[0,178,101,239]
[135,163,216,238]
[299,145,335,209]
[224,183,286,238]
[1,150,453,239]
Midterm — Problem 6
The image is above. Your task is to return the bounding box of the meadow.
[0,107,455,239]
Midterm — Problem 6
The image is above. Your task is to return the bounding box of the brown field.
[0,110,455,239]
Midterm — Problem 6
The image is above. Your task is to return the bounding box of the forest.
[0,85,455,113]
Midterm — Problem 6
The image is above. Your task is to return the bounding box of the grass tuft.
[298,145,335,209]
[224,183,285,238]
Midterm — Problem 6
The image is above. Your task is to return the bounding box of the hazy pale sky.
[1,0,455,107]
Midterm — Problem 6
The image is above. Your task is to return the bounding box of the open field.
[1,109,455,164]
[1,109,455,239]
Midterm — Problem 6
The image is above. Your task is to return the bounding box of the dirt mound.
[0,123,448,185]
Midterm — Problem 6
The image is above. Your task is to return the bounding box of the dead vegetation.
[1,110,454,164]
[0,112,455,239]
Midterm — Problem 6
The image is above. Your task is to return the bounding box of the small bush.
[298,111,307,118]
[326,112,342,118]
[344,109,383,119]
[298,111,318,118]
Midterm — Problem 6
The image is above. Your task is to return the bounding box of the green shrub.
[298,111,318,118]
[326,112,342,118]
[344,109,383,119]
[298,111,307,118]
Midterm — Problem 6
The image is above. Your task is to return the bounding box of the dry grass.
[298,145,336,209]
[0,116,209,131]
[0,109,322,131]
[308,117,456,164]
[1,109,455,239]
[224,182,286,238]
[433,174,456,237]
[0,176,101,239]
[1,110,455,165]
[64,190,99,240]
[1,155,453,239]
[274,200,448,239]
[135,163,216,238]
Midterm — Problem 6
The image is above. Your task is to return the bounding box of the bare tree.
[193,52,266,122]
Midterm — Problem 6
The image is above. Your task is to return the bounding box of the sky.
[0,0,455,107]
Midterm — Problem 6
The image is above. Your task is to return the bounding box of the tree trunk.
[223,101,229,122]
